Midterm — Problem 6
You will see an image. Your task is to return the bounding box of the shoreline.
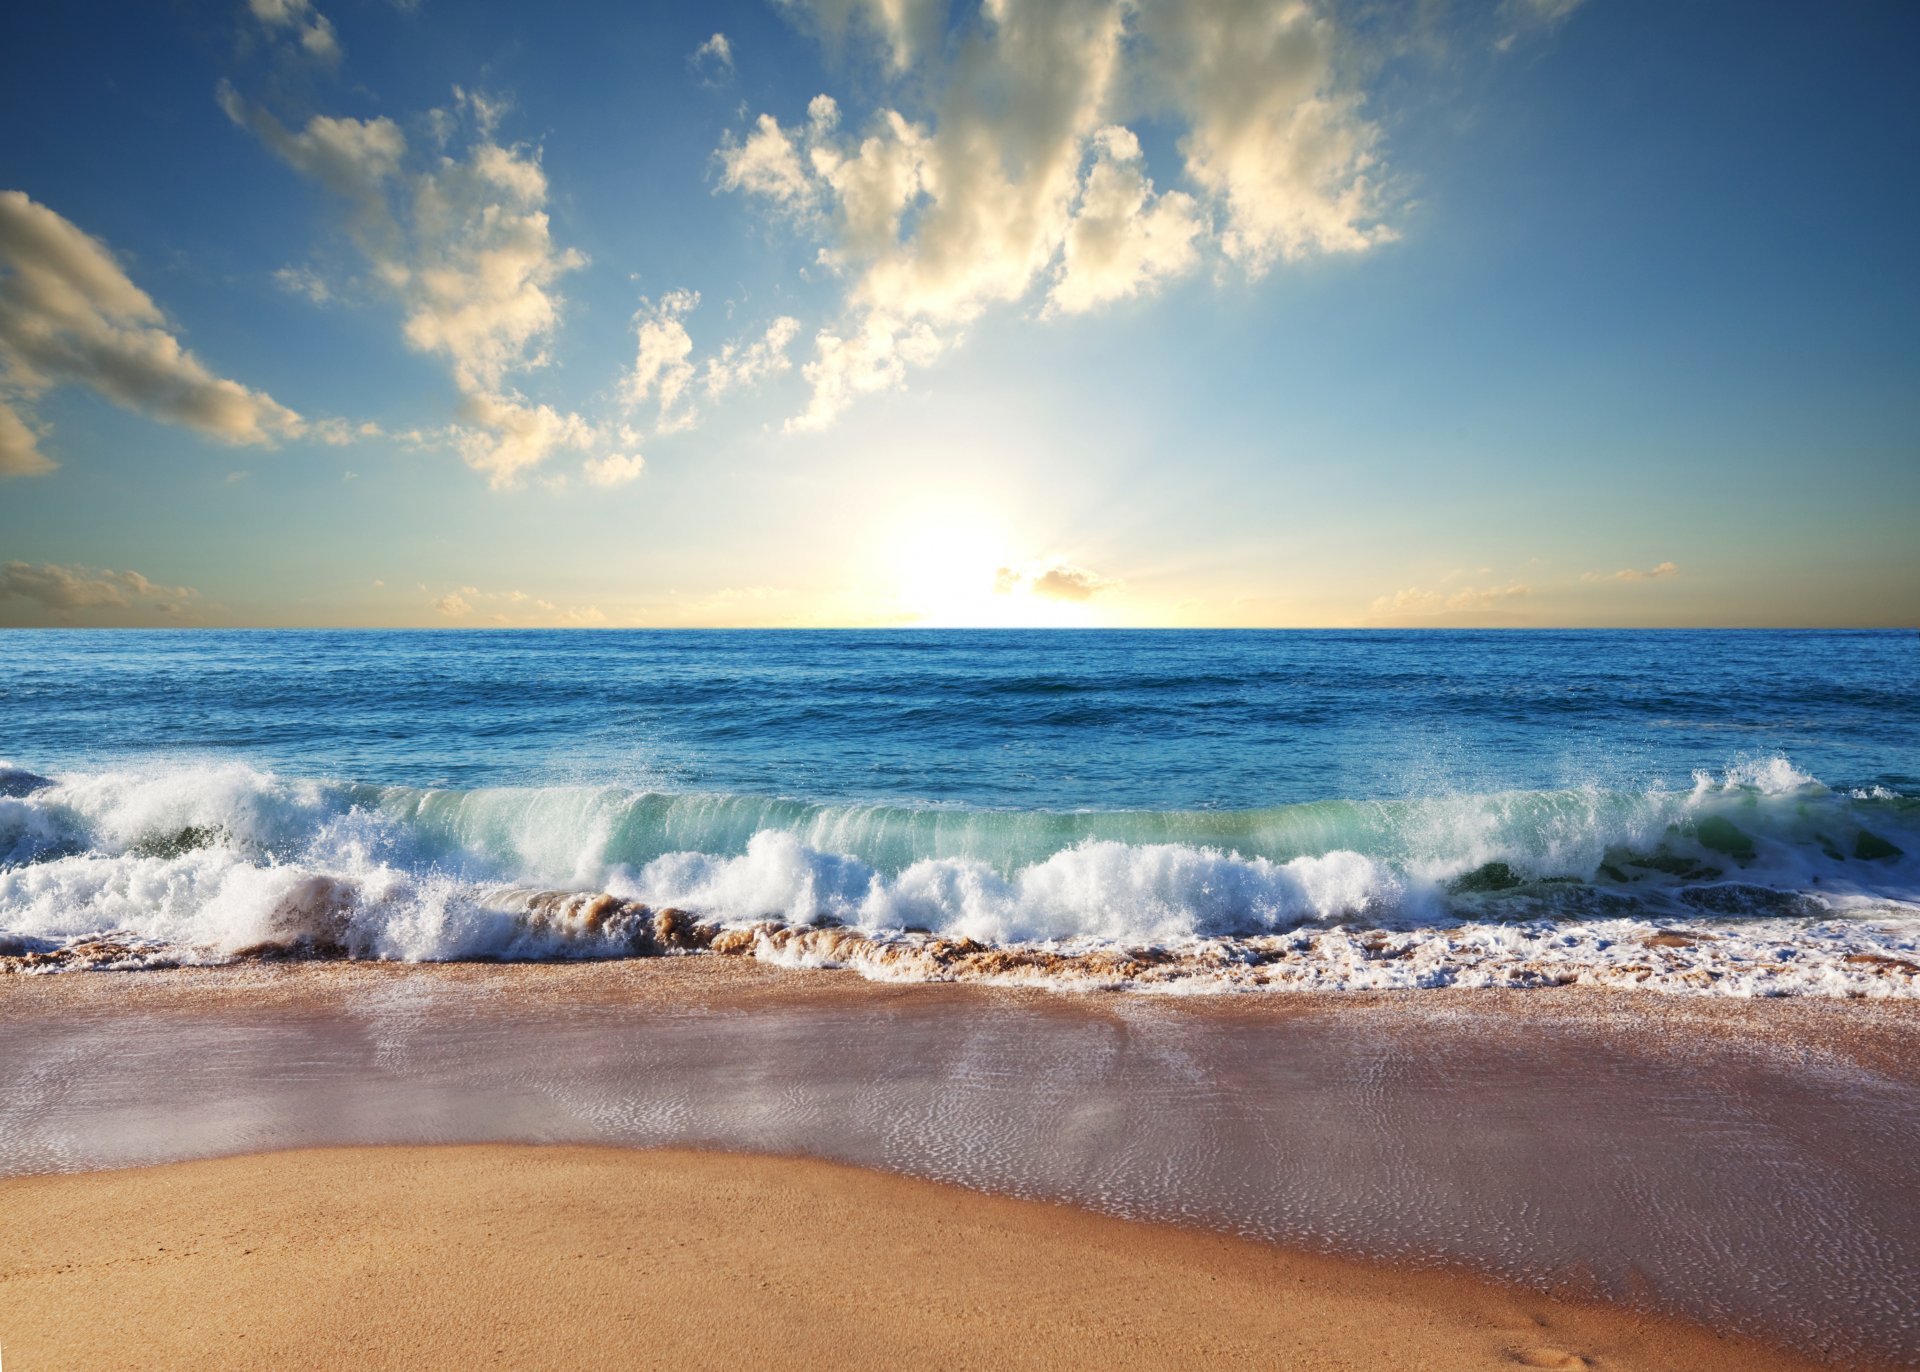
[3,961,1917,1366]
[0,1143,1842,1371]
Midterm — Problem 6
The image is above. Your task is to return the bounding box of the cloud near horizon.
[1582,560,1678,583]
[431,584,607,626]
[0,190,306,476]
[0,560,199,625]
[995,558,1118,602]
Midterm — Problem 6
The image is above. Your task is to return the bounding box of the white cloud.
[1582,561,1678,584]
[717,111,824,209]
[703,315,801,398]
[690,33,735,84]
[430,585,607,625]
[776,0,944,73]
[584,451,646,486]
[1048,126,1206,315]
[246,0,342,64]
[621,293,803,432]
[1138,0,1392,271]
[1372,582,1531,615]
[224,87,591,485]
[621,289,699,427]
[792,312,942,431]
[273,264,332,304]
[0,190,305,474]
[994,558,1118,602]
[0,400,53,476]
[0,561,198,624]
[728,0,1394,428]
[1495,0,1589,50]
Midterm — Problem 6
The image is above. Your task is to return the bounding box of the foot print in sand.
[1511,1350,1593,1369]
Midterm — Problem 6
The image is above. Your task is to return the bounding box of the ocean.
[4,628,1917,993]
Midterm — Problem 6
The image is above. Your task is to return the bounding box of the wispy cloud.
[1582,560,1678,584]
[0,190,306,476]
[689,33,735,85]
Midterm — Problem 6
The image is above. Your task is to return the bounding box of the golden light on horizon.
[876,506,1103,628]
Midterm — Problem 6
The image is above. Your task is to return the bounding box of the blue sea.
[4,629,1917,993]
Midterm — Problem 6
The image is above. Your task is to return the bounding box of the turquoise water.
[3,629,1917,987]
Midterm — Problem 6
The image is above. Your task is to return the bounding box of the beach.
[0,1143,1828,1371]
[3,960,1916,1369]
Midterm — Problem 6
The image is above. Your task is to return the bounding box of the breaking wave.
[2,756,1916,996]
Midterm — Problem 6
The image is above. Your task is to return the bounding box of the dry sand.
[0,1143,1827,1372]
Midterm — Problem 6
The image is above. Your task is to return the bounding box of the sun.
[877,506,1100,627]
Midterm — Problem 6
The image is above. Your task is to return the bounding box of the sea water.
[3,628,1916,993]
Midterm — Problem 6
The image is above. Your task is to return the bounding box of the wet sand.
[0,1143,1828,1372]
[2,960,1917,1367]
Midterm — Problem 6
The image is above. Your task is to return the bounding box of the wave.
[1,757,1916,995]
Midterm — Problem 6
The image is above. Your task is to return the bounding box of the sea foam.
[2,756,1915,995]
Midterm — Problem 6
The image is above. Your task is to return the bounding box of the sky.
[0,0,1915,629]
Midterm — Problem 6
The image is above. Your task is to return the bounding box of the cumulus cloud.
[725,0,1392,428]
[430,585,607,626]
[689,33,735,84]
[1582,561,1678,584]
[0,561,198,625]
[621,289,699,428]
[994,558,1117,602]
[0,190,306,475]
[223,85,591,486]
[583,451,646,486]
[1048,126,1205,315]
[621,291,803,432]
[246,0,342,64]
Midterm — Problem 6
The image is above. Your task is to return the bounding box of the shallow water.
[2,969,1914,1366]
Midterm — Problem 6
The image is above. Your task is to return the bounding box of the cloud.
[0,399,54,475]
[273,264,331,304]
[1138,0,1393,271]
[1495,0,1588,51]
[621,292,803,431]
[726,0,1393,427]
[246,0,342,64]
[703,315,802,399]
[775,0,945,73]
[793,312,942,431]
[994,558,1117,602]
[689,33,735,84]
[1048,126,1205,315]
[1371,582,1531,616]
[0,190,306,474]
[583,451,645,486]
[0,561,198,625]
[1582,561,1678,584]
[224,86,591,486]
[430,585,607,625]
[621,289,699,427]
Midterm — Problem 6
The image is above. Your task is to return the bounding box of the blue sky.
[1,0,1915,627]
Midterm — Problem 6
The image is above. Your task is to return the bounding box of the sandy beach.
[3,960,1918,1368]
[0,1142,1832,1371]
